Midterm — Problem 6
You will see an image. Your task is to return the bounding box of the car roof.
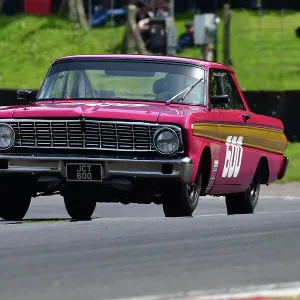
[54,54,234,73]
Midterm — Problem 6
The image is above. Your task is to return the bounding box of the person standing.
[135,1,153,48]
[176,21,195,53]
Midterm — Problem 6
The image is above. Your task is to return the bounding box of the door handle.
[241,113,251,121]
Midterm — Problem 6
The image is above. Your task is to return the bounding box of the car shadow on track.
[0,218,96,225]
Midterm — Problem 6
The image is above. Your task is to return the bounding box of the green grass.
[1,10,300,90]
[181,9,300,91]
[280,143,300,183]
[0,14,126,89]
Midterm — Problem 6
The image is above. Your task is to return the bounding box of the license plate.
[66,163,103,182]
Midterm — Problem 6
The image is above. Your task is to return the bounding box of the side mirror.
[210,95,229,105]
[17,90,33,103]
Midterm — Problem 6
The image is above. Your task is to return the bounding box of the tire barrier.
[242,91,299,142]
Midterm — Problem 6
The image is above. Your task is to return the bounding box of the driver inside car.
[154,73,188,101]
[154,73,203,105]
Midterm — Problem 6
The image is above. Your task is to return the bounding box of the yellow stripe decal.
[192,123,287,154]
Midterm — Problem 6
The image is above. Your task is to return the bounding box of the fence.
[0,89,299,141]
[216,3,300,92]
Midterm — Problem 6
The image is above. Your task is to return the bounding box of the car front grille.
[5,120,182,152]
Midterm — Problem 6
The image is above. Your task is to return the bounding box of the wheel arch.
[198,146,212,194]
[255,156,270,184]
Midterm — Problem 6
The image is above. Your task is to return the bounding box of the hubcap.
[187,177,200,204]
[250,180,259,204]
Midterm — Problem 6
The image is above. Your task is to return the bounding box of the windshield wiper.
[165,77,204,105]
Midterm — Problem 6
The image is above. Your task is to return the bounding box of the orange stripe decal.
[192,123,287,154]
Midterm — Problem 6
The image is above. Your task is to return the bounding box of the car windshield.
[37,60,206,105]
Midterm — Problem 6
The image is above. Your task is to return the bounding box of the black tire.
[0,190,31,221]
[225,177,260,215]
[64,196,96,220]
[162,171,202,217]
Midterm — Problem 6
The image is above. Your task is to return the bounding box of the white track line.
[257,210,300,215]
[260,196,300,200]
[105,282,300,300]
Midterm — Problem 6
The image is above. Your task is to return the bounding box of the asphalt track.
[1,184,300,300]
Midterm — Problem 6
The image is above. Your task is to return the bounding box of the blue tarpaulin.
[92,7,127,27]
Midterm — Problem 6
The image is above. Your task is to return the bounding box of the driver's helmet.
[163,73,188,94]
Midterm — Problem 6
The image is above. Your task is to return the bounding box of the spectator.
[204,43,214,61]
[135,1,153,48]
[176,21,195,53]
[135,1,151,23]
[136,0,154,16]
[155,0,169,17]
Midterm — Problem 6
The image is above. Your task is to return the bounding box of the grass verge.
[1,10,300,90]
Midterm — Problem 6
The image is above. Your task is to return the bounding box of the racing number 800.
[222,136,244,178]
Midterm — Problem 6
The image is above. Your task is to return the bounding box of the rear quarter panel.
[231,69,289,186]
[244,112,288,184]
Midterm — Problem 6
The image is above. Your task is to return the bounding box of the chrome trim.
[0,123,15,150]
[0,154,193,183]
[153,127,180,155]
[1,119,183,153]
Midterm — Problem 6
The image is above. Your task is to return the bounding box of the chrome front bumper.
[0,154,193,183]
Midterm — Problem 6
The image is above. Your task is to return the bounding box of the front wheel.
[162,171,202,217]
[64,196,96,220]
[225,177,260,215]
[0,186,32,221]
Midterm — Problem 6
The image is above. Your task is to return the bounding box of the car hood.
[10,100,205,123]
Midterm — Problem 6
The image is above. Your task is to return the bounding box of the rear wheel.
[162,171,202,217]
[64,196,96,220]
[225,177,260,215]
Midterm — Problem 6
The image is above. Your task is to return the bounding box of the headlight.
[0,124,15,150]
[154,128,180,155]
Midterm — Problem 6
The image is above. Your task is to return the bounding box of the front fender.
[184,128,220,186]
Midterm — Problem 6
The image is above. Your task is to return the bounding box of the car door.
[208,68,255,192]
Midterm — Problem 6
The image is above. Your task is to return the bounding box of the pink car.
[0,54,289,221]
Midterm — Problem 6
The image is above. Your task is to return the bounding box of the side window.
[209,70,245,110]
